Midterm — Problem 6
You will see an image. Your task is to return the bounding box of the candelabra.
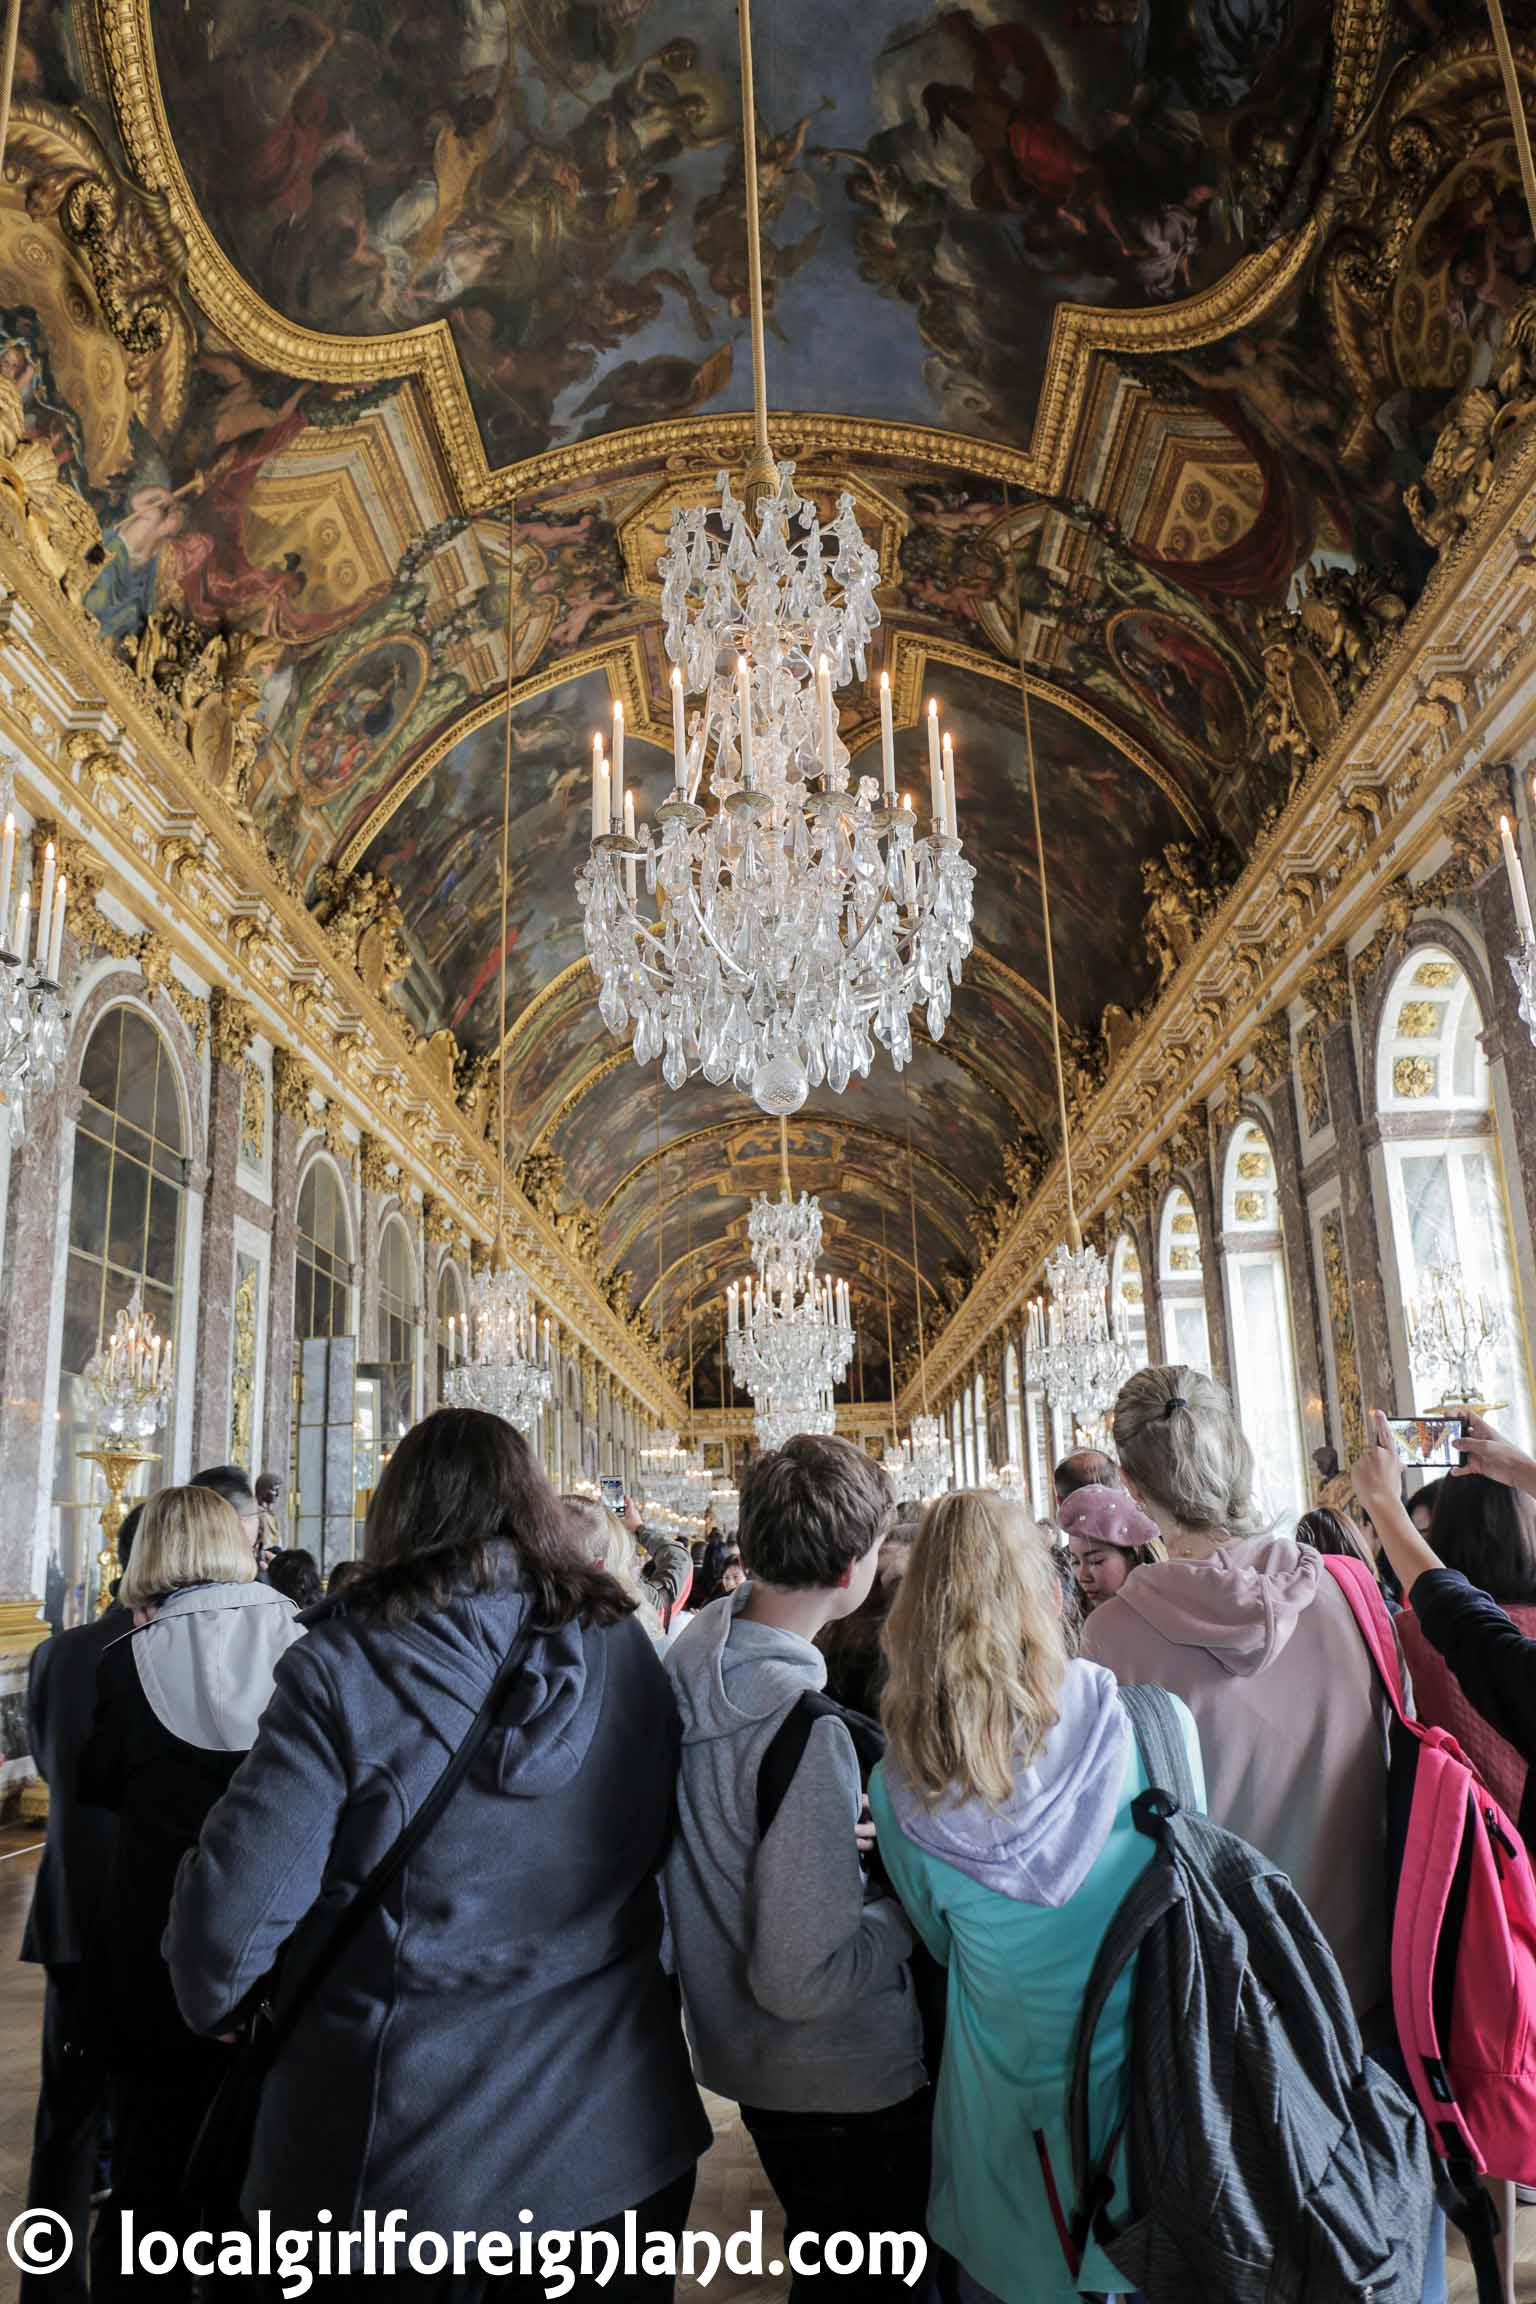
[0,794,69,1146]
[82,1281,175,1443]
[1406,1263,1507,1411]
[80,1441,159,1617]
[444,1260,553,1435]
[1026,1242,1133,1426]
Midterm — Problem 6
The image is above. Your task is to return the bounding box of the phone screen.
[600,1476,626,1513]
[1384,1414,1467,1470]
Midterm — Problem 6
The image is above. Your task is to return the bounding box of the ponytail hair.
[1111,1364,1266,1539]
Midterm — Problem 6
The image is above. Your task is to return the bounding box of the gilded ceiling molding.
[603,1114,981,1239]
[618,466,909,602]
[336,636,651,872]
[888,632,1206,836]
[897,410,1536,1412]
[98,0,1334,510]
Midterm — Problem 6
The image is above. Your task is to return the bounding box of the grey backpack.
[1066,1685,1433,2303]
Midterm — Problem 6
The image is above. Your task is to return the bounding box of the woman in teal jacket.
[871,1489,1204,2304]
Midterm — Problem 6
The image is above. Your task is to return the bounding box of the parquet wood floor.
[0,1831,1517,2301]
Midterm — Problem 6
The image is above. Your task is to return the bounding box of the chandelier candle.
[591,733,608,835]
[0,807,12,932]
[879,672,896,801]
[670,664,686,780]
[611,701,625,830]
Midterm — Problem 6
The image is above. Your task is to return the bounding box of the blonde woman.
[563,1493,668,1645]
[79,1484,303,2298]
[1082,1364,1394,2025]
[870,1490,1204,2304]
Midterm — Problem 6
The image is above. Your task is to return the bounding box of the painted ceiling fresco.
[4,0,1526,1393]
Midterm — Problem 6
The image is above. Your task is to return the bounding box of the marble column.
[0,1050,71,1595]
[1312,958,1395,1419]
[191,990,256,1471]
[261,1049,312,1486]
[357,1134,392,1357]
[1258,1073,1329,1458]
[1473,871,1536,1247]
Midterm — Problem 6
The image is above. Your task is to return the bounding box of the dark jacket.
[165,1557,710,2235]
[1411,1566,1536,1847]
[78,1581,303,2076]
[22,1610,124,1968]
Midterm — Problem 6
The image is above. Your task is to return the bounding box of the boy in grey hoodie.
[663,1435,929,2293]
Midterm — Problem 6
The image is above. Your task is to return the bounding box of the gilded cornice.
[899,409,1536,1413]
[96,0,1341,513]
[0,534,684,1422]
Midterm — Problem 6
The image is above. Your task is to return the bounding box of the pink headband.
[1060,1483,1161,1553]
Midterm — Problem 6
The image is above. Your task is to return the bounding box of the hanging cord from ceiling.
[902,1066,930,1416]
[1486,0,1536,240]
[494,508,519,1265]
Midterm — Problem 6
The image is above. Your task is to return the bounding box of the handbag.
[184,1626,531,2222]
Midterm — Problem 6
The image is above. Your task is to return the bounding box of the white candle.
[818,655,835,782]
[670,666,686,787]
[591,733,607,837]
[611,702,625,828]
[542,1315,551,1365]
[879,672,895,800]
[0,812,13,943]
[1503,815,1535,943]
[13,888,27,973]
[447,1314,456,1365]
[736,656,754,785]
[926,699,942,822]
[623,788,637,902]
[941,734,958,839]
[46,875,65,982]
[149,1336,161,1384]
[34,841,53,968]
[163,1340,173,1382]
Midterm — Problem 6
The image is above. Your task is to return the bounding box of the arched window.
[436,1259,466,1400]
[1159,1186,1212,1373]
[972,1369,989,1483]
[1003,1341,1025,1476]
[57,1006,186,1597]
[1377,947,1533,1447]
[379,1214,418,1408]
[1223,1120,1307,1522]
[1111,1232,1148,1368]
[950,1395,963,1486]
[1026,1381,1050,1518]
[295,1159,352,1342]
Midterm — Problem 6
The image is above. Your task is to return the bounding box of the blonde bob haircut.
[118,1484,255,1610]
[881,1489,1067,1811]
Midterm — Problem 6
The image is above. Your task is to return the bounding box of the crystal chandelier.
[754,1396,836,1451]
[1406,1263,1507,1410]
[444,1259,552,1434]
[639,1428,711,1518]
[0,790,69,1145]
[574,0,972,1119]
[83,1280,174,1442]
[727,1122,855,1413]
[1026,1241,1132,1425]
[905,1412,952,1500]
[708,1482,739,1535]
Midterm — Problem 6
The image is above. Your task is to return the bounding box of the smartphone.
[600,1475,626,1513]
[1384,1414,1467,1470]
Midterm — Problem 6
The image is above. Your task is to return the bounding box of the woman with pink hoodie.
[1081,1363,1392,2023]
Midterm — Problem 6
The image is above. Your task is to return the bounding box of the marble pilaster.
[191,993,253,1469]
[261,1079,309,1485]
[1261,1083,1329,1459]
[1318,1014,1395,1424]
[0,1057,71,1596]
[1473,872,1536,1256]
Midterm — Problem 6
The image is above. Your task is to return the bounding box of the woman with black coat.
[80,1483,303,2296]
[1352,1410,1536,1848]
[165,1408,709,2298]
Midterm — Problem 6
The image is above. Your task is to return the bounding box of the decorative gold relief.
[1320,1209,1366,1465]
[309,866,411,1003]
[1236,1150,1270,1181]
[1303,949,1351,1028]
[1414,959,1457,988]
[1396,1000,1443,1039]
[1297,1020,1330,1136]
[209,987,256,1071]
[1234,1190,1268,1223]
[1171,1212,1197,1237]
[1169,1246,1199,1272]
[239,1059,266,1167]
[271,1047,314,1127]
[1393,1055,1436,1098]
[229,1255,259,1466]
[358,1132,394,1196]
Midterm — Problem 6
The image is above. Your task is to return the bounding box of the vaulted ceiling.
[12,0,1523,1399]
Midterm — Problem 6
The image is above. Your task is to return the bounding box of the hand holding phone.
[1383,1413,1467,1470]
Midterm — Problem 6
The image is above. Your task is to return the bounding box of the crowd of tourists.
[22,1369,1536,2301]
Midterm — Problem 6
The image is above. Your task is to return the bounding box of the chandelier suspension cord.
[881,1204,898,1449]
[1007,483,1081,1252]
[1486,0,1536,238]
[779,1114,791,1200]
[903,1068,929,1415]
[736,0,776,502]
[0,0,21,182]
[495,510,520,1265]
[655,1074,664,1360]
[686,1184,695,1441]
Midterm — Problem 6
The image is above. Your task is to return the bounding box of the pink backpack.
[1325,1556,1536,2205]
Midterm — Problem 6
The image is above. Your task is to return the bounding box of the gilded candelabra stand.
[80,1443,157,1613]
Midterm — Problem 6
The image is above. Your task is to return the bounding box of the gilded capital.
[1249,1016,1293,1094]
[271,1046,314,1126]
[209,986,257,1070]
[422,1193,453,1247]
[358,1130,394,1196]
[1444,764,1509,882]
[1301,948,1351,1028]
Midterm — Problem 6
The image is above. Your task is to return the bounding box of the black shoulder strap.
[255,1627,530,2063]
[756,1688,884,1840]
